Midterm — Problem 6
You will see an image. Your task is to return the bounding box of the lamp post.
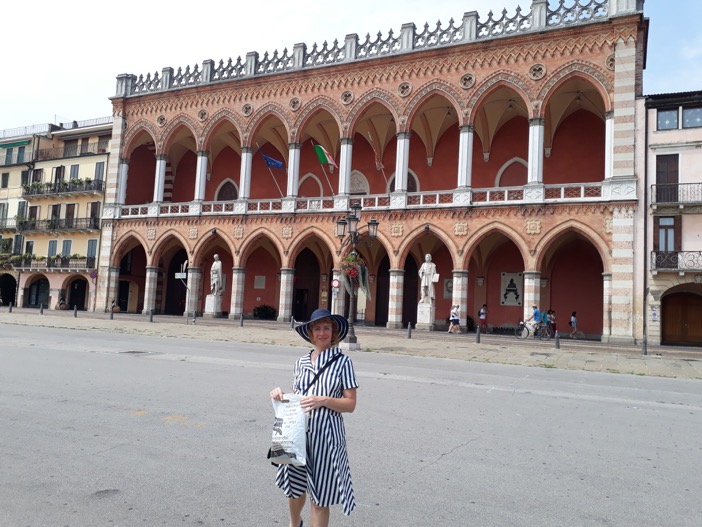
[336,203,379,347]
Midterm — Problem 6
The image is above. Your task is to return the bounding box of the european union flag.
[262,153,284,169]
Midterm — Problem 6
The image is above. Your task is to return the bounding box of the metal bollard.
[110,309,114,320]
[192,311,196,325]
[554,331,560,350]
[240,313,244,327]
[149,309,154,323]
[40,304,44,315]
[9,302,12,313]
[475,325,481,343]
[290,317,295,331]
[407,322,412,339]
[74,306,78,318]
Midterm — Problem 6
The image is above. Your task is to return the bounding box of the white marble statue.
[418,253,437,304]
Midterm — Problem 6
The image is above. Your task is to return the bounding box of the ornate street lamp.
[336,204,379,346]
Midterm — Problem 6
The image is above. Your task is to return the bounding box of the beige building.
[0,118,111,310]
[638,91,702,346]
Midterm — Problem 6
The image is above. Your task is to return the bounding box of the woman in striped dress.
[270,308,358,527]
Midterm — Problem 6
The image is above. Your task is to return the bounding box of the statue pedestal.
[203,294,223,318]
[415,302,436,331]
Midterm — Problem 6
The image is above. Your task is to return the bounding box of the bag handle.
[301,353,343,395]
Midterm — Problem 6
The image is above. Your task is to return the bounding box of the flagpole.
[256,142,285,198]
[311,140,336,196]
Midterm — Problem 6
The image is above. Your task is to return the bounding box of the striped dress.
[275,347,359,515]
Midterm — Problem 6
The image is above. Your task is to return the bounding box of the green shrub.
[253,304,277,320]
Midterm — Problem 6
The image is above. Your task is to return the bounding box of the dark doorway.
[402,256,419,328]
[374,255,390,326]
[293,248,320,321]
[164,249,188,315]
[661,291,702,346]
[0,273,17,306]
[27,278,50,307]
[69,278,88,310]
[118,280,130,312]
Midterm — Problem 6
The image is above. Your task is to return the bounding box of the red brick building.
[97,0,646,342]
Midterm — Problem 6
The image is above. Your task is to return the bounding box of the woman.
[569,311,578,338]
[448,304,460,333]
[270,308,358,527]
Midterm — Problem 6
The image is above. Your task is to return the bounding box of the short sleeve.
[339,356,359,390]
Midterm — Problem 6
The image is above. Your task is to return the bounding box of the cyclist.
[526,304,541,332]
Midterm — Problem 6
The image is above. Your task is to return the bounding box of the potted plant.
[339,252,371,299]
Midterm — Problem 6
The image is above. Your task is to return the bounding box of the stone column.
[338,138,353,195]
[286,143,301,197]
[607,207,635,343]
[457,126,474,188]
[117,158,129,205]
[601,272,612,340]
[394,132,410,192]
[229,267,246,319]
[386,269,405,329]
[239,147,253,199]
[184,267,202,317]
[527,118,544,184]
[331,268,347,316]
[604,111,614,179]
[452,270,469,328]
[522,271,541,321]
[153,155,167,202]
[142,266,159,314]
[194,151,209,201]
[278,268,295,322]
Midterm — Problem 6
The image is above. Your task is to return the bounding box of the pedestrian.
[548,309,557,334]
[270,308,358,527]
[478,304,488,332]
[527,304,541,332]
[448,304,460,333]
[569,311,578,338]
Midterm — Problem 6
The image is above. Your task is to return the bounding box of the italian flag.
[314,144,339,170]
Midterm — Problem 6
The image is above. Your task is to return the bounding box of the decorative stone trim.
[604,217,613,234]
[525,219,541,235]
[528,63,546,80]
[289,97,301,111]
[147,228,157,240]
[188,227,198,239]
[454,221,468,236]
[242,103,253,117]
[390,224,404,237]
[157,115,167,126]
[398,82,412,97]
[233,225,244,239]
[341,91,354,105]
[606,54,615,71]
[459,73,475,89]
[198,109,208,121]
[282,225,293,239]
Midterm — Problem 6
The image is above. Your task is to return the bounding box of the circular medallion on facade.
[198,109,208,121]
[157,115,167,126]
[341,91,354,105]
[289,97,301,111]
[528,63,546,80]
[459,73,475,89]
[606,54,616,71]
[242,103,253,117]
[398,82,412,98]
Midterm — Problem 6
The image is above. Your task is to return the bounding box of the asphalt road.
[1,325,701,526]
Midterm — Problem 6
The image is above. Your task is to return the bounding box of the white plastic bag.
[268,393,307,467]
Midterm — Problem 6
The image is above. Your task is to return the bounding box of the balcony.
[0,152,28,166]
[651,183,702,213]
[11,256,96,272]
[651,251,702,274]
[22,179,105,198]
[17,217,101,233]
[0,218,19,231]
[36,141,109,161]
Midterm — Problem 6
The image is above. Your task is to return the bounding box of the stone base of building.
[386,321,405,329]
[601,335,636,345]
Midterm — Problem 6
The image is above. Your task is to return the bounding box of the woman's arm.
[301,388,357,414]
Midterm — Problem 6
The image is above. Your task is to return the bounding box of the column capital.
[389,268,405,276]
[529,118,545,126]
[145,265,160,271]
[396,131,411,140]
[156,154,168,161]
[523,271,541,279]
[459,125,475,133]
[287,142,302,150]
[452,269,469,277]
[604,110,614,120]
[119,157,130,165]
[241,146,254,154]
[196,150,209,157]
[341,137,354,145]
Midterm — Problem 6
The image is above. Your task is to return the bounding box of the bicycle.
[515,321,553,340]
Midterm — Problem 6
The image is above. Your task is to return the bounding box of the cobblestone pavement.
[2,307,701,380]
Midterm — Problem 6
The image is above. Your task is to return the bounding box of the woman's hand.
[300,395,327,412]
[270,387,284,401]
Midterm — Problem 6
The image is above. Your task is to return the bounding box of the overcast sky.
[1,0,699,131]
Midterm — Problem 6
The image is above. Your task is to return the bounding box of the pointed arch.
[292,95,344,141]
[160,114,200,153]
[466,71,535,123]
[246,102,292,145]
[538,61,613,116]
[460,221,532,270]
[346,89,402,132]
[533,219,611,273]
[404,80,464,125]
[123,121,158,158]
[238,227,285,267]
[201,109,246,149]
[495,157,528,187]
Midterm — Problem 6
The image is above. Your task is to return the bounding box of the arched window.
[216,181,238,201]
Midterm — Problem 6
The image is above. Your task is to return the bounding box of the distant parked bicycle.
[515,321,553,341]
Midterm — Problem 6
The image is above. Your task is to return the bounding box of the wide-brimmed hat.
[295,308,349,344]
